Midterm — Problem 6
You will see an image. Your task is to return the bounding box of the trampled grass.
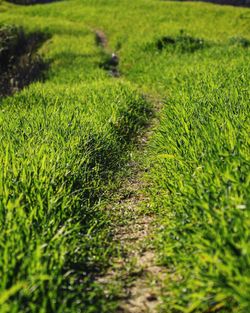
[0,0,249,312]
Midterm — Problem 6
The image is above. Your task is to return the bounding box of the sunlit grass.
[0,0,249,312]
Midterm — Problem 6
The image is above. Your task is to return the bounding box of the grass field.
[146,42,250,312]
[0,0,249,312]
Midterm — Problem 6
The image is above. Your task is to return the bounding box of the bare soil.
[94,29,120,77]
[95,30,108,49]
[97,98,166,313]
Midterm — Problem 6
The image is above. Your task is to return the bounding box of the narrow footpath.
[97,96,166,313]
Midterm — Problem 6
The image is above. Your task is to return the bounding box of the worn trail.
[97,98,166,313]
[94,29,120,77]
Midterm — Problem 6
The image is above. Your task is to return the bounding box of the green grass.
[0,82,150,312]
[147,57,250,312]
[0,0,249,312]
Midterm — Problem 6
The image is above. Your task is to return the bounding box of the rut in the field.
[95,29,120,77]
[96,96,166,313]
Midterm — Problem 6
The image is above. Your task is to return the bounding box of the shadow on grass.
[169,0,250,7]
[191,0,250,7]
[156,33,207,53]
[7,0,61,5]
[0,25,51,97]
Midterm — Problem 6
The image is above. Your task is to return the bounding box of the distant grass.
[0,0,249,312]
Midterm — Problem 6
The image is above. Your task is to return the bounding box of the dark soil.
[0,26,49,97]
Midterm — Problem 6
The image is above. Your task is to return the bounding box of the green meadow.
[0,0,249,312]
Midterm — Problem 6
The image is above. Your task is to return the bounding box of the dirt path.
[94,29,120,77]
[97,97,166,313]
